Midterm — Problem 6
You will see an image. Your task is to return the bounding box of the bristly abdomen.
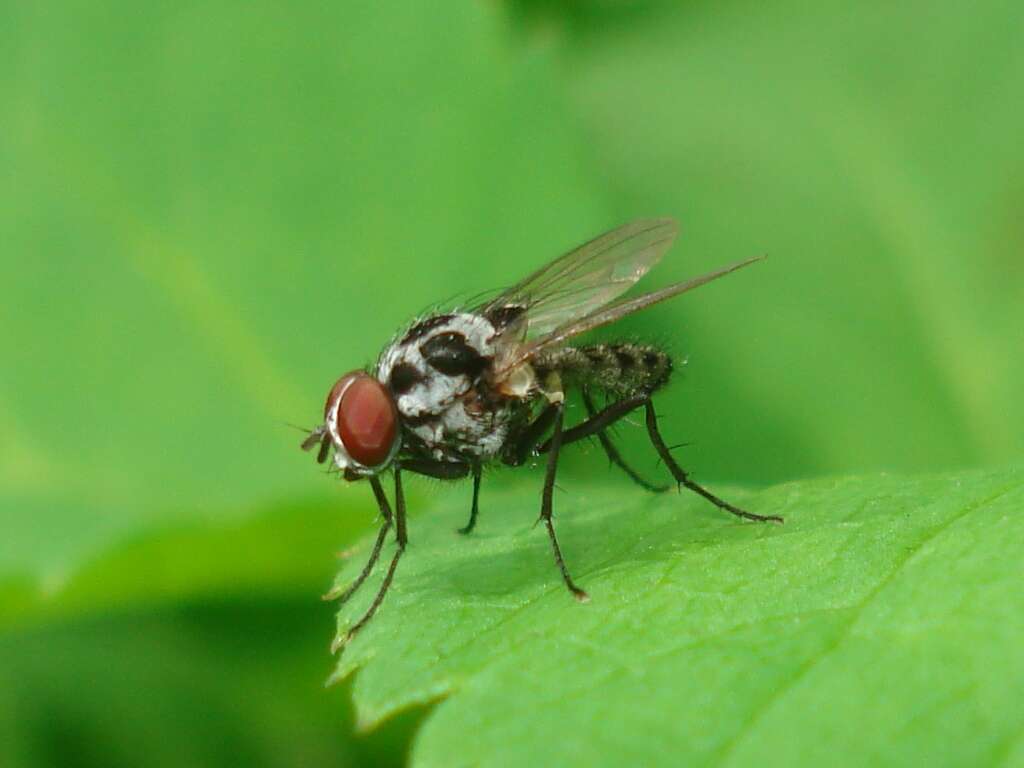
[533,343,673,397]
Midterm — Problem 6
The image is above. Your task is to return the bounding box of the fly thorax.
[376,311,517,461]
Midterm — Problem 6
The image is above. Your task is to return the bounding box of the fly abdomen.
[536,343,673,398]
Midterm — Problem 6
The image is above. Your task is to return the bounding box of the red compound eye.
[324,372,359,419]
[328,372,399,468]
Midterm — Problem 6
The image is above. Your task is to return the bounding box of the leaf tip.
[330,632,347,655]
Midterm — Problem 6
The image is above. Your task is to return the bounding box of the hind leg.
[539,394,782,524]
[582,389,669,493]
[643,401,782,523]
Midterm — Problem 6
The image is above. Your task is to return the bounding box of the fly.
[302,218,783,649]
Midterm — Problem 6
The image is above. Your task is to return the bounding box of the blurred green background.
[2,1,1022,766]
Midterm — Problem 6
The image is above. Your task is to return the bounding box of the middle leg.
[459,464,483,535]
[399,457,480,534]
[540,402,589,602]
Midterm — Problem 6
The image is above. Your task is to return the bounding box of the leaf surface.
[329,465,1024,767]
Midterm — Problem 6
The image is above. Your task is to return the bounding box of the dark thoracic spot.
[421,332,489,378]
[402,314,455,344]
[614,349,635,370]
[643,351,661,368]
[585,347,606,364]
[388,363,422,395]
[485,304,526,331]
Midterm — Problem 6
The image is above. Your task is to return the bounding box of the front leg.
[323,476,392,603]
[334,467,409,650]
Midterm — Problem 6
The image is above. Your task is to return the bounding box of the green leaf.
[5,1,1024,766]
[330,464,1024,766]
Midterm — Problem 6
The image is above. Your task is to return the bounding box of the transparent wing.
[496,256,763,376]
[476,218,679,339]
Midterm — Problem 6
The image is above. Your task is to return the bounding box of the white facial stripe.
[325,381,356,471]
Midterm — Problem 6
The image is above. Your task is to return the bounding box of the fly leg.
[502,403,560,466]
[323,476,392,603]
[337,467,409,647]
[399,458,479,534]
[643,401,783,523]
[537,393,648,451]
[300,426,332,465]
[582,389,669,493]
[459,464,483,534]
[540,402,589,602]
[539,395,782,524]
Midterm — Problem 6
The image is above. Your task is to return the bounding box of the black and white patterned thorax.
[376,312,524,463]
